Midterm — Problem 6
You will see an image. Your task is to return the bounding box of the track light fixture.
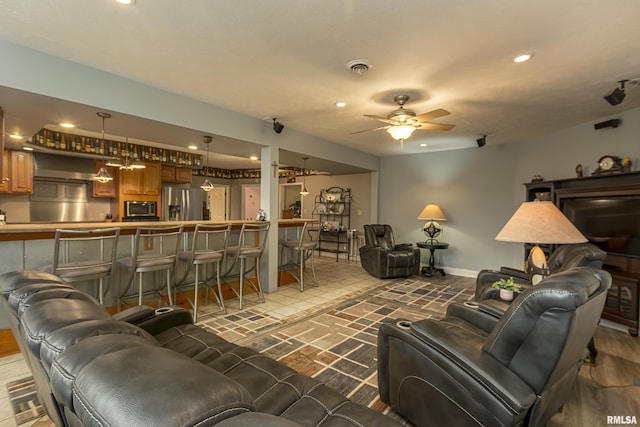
[272,118,285,134]
[604,80,628,106]
[476,135,487,147]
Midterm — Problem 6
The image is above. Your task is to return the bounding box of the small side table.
[416,241,449,277]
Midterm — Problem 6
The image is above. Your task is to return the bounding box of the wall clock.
[592,155,623,175]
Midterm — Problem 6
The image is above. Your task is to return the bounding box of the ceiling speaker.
[476,136,486,147]
[273,119,284,134]
[604,87,626,106]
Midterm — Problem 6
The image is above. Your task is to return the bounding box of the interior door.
[242,185,260,220]
[208,185,229,221]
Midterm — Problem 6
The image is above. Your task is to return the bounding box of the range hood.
[33,152,97,181]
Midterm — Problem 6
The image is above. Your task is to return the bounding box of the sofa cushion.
[72,346,254,427]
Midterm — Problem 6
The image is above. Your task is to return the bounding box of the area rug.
[239,279,475,420]
[6,377,49,426]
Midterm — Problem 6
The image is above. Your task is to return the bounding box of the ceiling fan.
[351,95,455,145]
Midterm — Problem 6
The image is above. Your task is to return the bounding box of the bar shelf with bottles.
[31,129,203,167]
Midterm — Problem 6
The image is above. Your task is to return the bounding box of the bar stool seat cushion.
[178,250,224,264]
[40,262,111,279]
[227,246,262,257]
[118,255,176,270]
[281,241,317,250]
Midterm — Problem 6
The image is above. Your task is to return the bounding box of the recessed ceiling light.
[419,143,427,147]
[115,0,136,5]
[334,102,346,108]
[187,145,198,150]
[9,134,23,140]
[513,53,533,63]
[249,155,259,161]
[59,122,75,128]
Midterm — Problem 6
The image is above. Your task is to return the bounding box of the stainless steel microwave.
[124,200,157,217]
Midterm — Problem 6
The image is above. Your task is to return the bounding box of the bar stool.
[174,224,231,321]
[39,227,120,305]
[279,221,319,291]
[224,223,270,309]
[117,224,183,309]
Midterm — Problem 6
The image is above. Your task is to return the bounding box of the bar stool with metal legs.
[174,223,231,321]
[39,227,121,305]
[117,224,183,309]
[279,221,319,291]
[224,223,270,309]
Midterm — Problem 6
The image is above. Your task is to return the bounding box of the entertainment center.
[526,171,640,336]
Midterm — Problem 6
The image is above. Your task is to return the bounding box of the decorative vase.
[500,289,514,301]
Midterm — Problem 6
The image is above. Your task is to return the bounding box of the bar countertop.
[0,218,318,241]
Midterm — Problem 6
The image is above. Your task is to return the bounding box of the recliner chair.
[475,242,607,301]
[377,267,611,427]
[359,224,420,279]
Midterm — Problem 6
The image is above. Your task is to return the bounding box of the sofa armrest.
[394,243,413,250]
[134,306,194,335]
[446,302,503,333]
[112,305,156,323]
[499,266,530,281]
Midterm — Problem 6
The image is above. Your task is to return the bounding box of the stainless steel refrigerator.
[162,186,205,221]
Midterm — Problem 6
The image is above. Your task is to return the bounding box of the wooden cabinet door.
[9,150,33,193]
[0,150,9,193]
[142,162,161,195]
[120,169,141,195]
[175,167,192,183]
[161,165,175,182]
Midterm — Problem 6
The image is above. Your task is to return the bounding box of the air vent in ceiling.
[346,59,371,75]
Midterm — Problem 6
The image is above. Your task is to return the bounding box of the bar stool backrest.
[191,224,231,256]
[131,225,184,270]
[52,228,121,278]
[237,223,270,257]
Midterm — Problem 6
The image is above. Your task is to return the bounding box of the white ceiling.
[0,0,639,172]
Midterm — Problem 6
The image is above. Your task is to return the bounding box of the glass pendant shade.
[201,136,214,192]
[387,125,416,141]
[93,112,113,183]
[201,178,214,192]
[299,157,309,196]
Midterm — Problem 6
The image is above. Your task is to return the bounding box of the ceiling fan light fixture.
[387,125,416,141]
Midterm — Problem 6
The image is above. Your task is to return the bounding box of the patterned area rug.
[240,279,475,421]
[6,377,48,426]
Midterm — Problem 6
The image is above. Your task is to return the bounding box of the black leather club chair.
[377,267,611,427]
[474,242,607,301]
[359,224,420,279]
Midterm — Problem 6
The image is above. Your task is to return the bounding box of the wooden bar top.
[0,218,317,241]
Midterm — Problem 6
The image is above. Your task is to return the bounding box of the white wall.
[379,107,640,277]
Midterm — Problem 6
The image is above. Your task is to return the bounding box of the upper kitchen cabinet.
[0,150,33,194]
[120,162,161,196]
[161,165,192,184]
[92,162,117,198]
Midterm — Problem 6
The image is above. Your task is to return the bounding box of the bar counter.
[0,218,316,241]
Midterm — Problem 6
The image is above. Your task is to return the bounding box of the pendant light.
[299,157,309,196]
[201,136,214,192]
[94,112,113,183]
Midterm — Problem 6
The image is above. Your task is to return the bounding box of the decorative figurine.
[575,164,583,178]
[622,157,632,173]
[531,175,543,182]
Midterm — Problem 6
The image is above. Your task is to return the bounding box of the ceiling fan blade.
[349,125,391,135]
[363,114,397,125]
[418,123,456,132]
[413,109,451,122]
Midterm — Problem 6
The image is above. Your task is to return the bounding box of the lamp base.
[526,245,550,285]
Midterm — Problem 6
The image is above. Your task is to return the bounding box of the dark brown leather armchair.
[377,267,611,427]
[475,243,607,301]
[359,224,420,279]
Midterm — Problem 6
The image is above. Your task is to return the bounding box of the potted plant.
[491,277,521,302]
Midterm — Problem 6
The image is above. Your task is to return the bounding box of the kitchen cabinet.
[92,162,117,198]
[120,162,161,196]
[0,150,33,194]
[161,165,192,183]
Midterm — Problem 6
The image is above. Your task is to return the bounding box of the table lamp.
[495,200,587,283]
[417,204,447,243]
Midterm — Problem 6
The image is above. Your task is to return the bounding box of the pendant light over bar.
[201,136,214,192]
[94,112,113,183]
[300,157,309,196]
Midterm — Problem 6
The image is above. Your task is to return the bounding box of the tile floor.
[0,256,402,427]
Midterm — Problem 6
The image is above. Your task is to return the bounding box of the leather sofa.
[359,224,420,279]
[377,267,611,427]
[474,243,607,301]
[1,270,402,427]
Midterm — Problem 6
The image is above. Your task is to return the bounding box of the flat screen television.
[561,196,640,258]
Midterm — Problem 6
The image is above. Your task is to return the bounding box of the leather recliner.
[377,267,611,427]
[359,224,420,279]
[475,242,607,301]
